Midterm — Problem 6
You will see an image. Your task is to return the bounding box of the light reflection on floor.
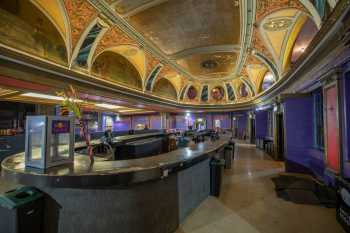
[175,142,345,233]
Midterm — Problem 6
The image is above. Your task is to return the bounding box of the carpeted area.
[272,174,337,207]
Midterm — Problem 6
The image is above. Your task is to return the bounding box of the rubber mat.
[271,175,336,207]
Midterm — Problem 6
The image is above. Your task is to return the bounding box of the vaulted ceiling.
[0,0,339,106]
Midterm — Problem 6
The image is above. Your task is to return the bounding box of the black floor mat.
[271,175,337,207]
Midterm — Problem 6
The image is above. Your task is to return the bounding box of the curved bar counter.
[1,136,230,233]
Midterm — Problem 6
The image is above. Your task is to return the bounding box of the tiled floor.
[175,142,345,233]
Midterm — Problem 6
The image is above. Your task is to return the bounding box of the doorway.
[324,84,340,174]
[275,112,284,160]
[250,118,255,144]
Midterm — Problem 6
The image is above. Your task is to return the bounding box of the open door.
[275,112,284,160]
[324,83,340,174]
[250,118,256,144]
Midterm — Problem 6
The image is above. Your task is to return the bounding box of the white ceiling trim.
[234,0,256,76]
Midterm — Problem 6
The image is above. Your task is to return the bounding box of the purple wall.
[114,116,131,131]
[232,111,248,138]
[112,114,163,131]
[132,115,149,127]
[283,96,325,180]
[175,115,188,130]
[150,115,161,129]
[212,113,231,129]
[255,110,268,138]
[172,113,232,130]
[205,114,213,129]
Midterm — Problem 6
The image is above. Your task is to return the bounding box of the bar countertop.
[74,131,168,149]
[1,136,231,188]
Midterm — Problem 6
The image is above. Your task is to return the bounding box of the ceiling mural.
[0,0,338,106]
[239,83,249,98]
[92,51,143,90]
[211,86,225,101]
[152,78,178,100]
[0,0,68,64]
[176,52,238,79]
[187,86,197,100]
[201,85,209,102]
[94,45,147,81]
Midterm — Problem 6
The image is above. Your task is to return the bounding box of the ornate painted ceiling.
[0,0,339,106]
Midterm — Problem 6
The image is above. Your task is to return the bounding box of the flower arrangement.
[57,85,94,163]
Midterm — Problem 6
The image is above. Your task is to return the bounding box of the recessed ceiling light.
[21,92,63,101]
[95,103,121,109]
[21,92,83,102]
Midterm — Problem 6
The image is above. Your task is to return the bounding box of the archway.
[0,0,68,64]
[153,78,178,100]
[92,51,143,90]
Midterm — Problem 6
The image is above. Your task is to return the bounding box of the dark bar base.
[42,176,179,233]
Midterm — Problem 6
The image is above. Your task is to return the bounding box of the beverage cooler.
[25,116,74,169]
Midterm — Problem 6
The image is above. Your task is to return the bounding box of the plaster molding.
[235,0,256,76]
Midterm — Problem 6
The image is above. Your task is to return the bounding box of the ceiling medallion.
[201,60,218,69]
[263,17,293,31]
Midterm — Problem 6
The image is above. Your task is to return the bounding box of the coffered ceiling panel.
[120,0,241,55]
